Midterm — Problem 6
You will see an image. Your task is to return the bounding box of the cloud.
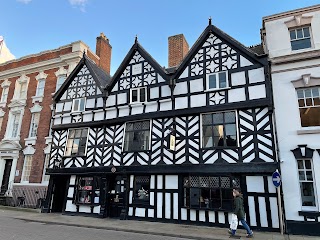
[17,0,32,4]
[69,0,88,12]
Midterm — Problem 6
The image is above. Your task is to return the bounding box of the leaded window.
[290,27,311,51]
[130,87,147,103]
[123,120,150,152]
[65,128,88,156]
[133,176,150,204]
[183,176,240,210]
[298,159,316,207]
[297,87,320,127]
[207,71,228,90]
[202,111,237,148]
[72,98,85,112]
[75,176,100,205]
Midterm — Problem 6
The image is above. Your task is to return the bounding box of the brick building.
[0,34,111,207]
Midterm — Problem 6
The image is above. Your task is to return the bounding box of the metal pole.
[277,170,284,234]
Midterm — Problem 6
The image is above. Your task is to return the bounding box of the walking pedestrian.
[228,187,254,238]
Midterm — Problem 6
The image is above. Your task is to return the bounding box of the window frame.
[133,175,151,205]
[200,111,239,149]
[11,112,21,138]
[56,75,66,92]
[206,71,228,91]
[74,176,100,205]
[35,79,46,97]
[130,87,147,104]
[42,153,50,183]
[21,155,33,183]
[19,82,27,99]
[1,87,9,103]
[289,26,312,51]
[64,128,89,157]
[72,98,86,112]
[122,120,151,152]
[29,113,40,138]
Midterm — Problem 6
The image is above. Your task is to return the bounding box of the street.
[0,211,192,240]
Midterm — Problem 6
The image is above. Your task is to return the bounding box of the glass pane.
[69,130,75,138]
[314,97,320,106]
[296,29,303,38]
[132,89,138,102]
[219,72,227,88]
[224,112,235,123]
[305,160,311,169]
[190,188,200,208]
[212,113,223,124]
[297,160,304,169]
[141,120,150,130]
[298,99,305,107]
[203,126,212,137]
[299,171,305,181]
[203,136,213,148]
[209,74,217,89]
[73,100,79,111]
[226,135,237,146]
[75,130,81,138]
[81,128,88,137]
[213,125,224,138]
[80,98,85,111]
[305,98,313,106]
[225,124,236,136]
[305,89,312,98]
[306,171,313,181]
[213,136,223,147]
[291,39,311,50]
[289,30,296,40]
[300,107,320,127]
[202,114,212,125]
[303,27,310,38]
[312,88,319,98]
[126,123,133,131]
[297,89,304,99]
[140,88,146,102]
[301,182,316,206]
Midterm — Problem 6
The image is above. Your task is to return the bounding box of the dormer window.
[72,98,85,112]
[130,87,146,103]
[290,27,311,50]
[207,71,228,90]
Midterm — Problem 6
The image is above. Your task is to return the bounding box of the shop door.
[107,176,126,218]
[1,159,12,194]
[51,176,69,212]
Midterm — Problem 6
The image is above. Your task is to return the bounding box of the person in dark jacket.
[229,187,253,238]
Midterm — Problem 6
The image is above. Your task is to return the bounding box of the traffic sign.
[272,171,281,188]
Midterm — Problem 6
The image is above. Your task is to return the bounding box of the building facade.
[45,22,281,231]
[0,34,111,207]
[262,4,320,236]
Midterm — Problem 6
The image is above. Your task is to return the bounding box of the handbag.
[230,213,238,230]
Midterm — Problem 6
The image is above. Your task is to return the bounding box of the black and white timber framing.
[44,23,280,231]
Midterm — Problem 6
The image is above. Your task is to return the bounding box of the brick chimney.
[168,34,189,67]
[96,32,112,75]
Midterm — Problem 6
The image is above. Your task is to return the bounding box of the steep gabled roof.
[172,24,267,80]
[53,53,111,102]
[106,39,169,92]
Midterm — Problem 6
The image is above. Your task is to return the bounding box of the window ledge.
[122,150,150,154]
[24,137,37,146]
[45,136,52,145]
[31,95,43,103]
[204,87,231,93]
[297,127,320,135]
[129,102,145,107]
[70,111,84,115]
[299,211,320,217]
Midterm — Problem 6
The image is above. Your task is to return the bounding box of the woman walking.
[229,187,254,238]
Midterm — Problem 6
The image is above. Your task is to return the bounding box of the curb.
[0,205,41,213]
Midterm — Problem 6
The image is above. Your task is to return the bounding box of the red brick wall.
[168,34,189,68]
[96,34,112,75]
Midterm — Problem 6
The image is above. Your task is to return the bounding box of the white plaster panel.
[190,209,196,221]
[63,101,72,111]
[160,85,170,98]
[157,175,163,189]
[249,68,265,84]
[62,116,71,124]
[181,208,187,220]
[160,101,172,111]
[179,67,189,79]
[117,93,127,105]
[96,98,103,108]
[150,87,159,99]
[93,206,101,214]
[56,103,64,113]
[248,196,257,226]
[165,175,178,189]
[128,207,133,216]
[209,211,215,223]
[83,113,92,122]
[65,200,77,212]
[189,78,204,92]
[145,103,157,113]
[106,108,117,119]
[258,197,268,227]
[150,192,154,206]
[248,84,266,100]
[190,94,206,108]
[157,192,163,218]
[70,175,76,185]
[131,104,144,115]
[150,175,155,189]
[130,175,134,188]
[67,187,74,198]
[79,205,91,213]
[119,108,130,117]
[268,176,277,193]
[270,197,279,228]
[148,209,154,218]
[165,193,171,219]
[157,74,165,83]
[135,207,145,217]
[129,191,133,204]
[228,88,246,103]
[86,98,95,108]
[240,56,252,67]
[218,212,225,224]
[132,63,142,75]
[106,95,115,106]
[199,210,206,222]
[173,193,178,220]
[94,112,104,121]
[175,97,188,109]
[175,81,188,95]
[246,176,265,193]
[231,71,246,86]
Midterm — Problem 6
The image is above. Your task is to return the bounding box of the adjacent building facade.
[0,34,111,207]
[45,23,281,231]
[262,4,320,236]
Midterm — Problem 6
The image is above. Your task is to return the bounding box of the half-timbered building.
[45,22,280,232]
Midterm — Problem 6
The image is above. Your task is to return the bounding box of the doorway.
[51,176,69,212]
[1,159,12,194]
[107,175,126,218]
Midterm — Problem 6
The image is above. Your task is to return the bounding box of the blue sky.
[2,0,319,74]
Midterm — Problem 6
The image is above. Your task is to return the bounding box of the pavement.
[0,206,318,240]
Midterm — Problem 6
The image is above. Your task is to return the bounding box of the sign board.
[169,135,175,151]
[272,171,281,188]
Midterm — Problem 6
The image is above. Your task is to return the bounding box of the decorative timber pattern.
[49,130,67,168]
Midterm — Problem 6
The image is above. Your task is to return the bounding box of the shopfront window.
[133,176,150,204]
[75,176,100,205]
